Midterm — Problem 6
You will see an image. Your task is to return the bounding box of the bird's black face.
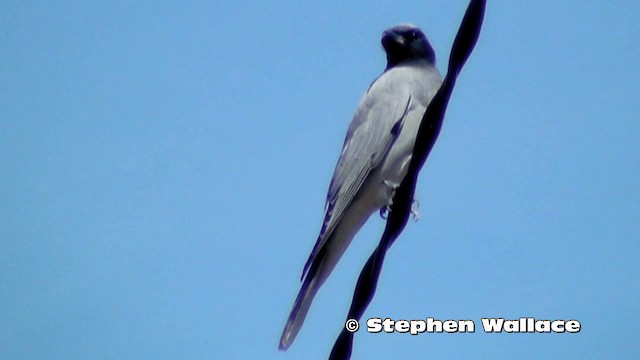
[381,24,435,69]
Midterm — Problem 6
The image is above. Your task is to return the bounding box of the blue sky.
[2,1,639,359]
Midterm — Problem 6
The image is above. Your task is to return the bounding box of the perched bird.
[279,24,443,350]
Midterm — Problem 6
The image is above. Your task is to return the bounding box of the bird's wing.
[301,76,413,279]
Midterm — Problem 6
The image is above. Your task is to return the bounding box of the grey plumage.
[279,24,443,351]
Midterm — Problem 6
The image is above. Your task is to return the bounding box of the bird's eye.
[408,30,418,39]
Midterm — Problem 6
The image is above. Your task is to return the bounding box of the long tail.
[279,221,359,349]
[279,200,375,350]
[278,254,326,350]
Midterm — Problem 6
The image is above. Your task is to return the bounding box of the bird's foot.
[379,181,419,221]
[379,180,400,219]
[411,197,420,222]
[384,180,400,191]
[379,204,391,219]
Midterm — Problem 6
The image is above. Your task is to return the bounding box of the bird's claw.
[379,180,399,219]
[379,180,419,221]
[411,197,420,222]
[379,203,391,219]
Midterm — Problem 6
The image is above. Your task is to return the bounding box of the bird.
[279,24,443,351]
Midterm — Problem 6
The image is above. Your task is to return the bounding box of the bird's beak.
[382,30,405,47]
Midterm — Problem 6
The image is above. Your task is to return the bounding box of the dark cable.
[329,1,487,358]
